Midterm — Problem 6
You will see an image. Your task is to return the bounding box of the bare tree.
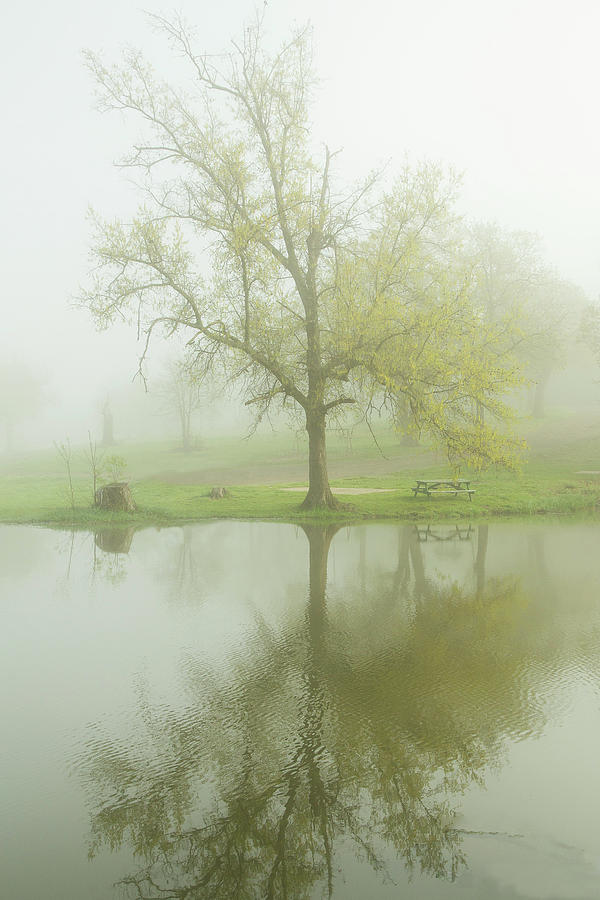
[467,222,585,420]
[0,361,44,452]
[158,359,203,451]
[100,398,114,447]
[55,438,75,513]
[84,430,105,505]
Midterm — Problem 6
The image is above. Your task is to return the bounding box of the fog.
[2,0,599,450]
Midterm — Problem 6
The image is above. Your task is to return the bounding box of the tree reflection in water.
[78,523,551,899]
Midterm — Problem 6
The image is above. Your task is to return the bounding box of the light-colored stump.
[209,486,230,499]
[95,482,136,512]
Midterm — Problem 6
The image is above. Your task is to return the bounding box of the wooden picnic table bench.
[412,478,475,501]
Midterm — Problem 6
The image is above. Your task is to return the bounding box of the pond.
[1,520,600,899]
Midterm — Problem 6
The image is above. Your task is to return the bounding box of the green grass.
[2,412,600,527]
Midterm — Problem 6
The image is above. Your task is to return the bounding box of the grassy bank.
[2,412,600,527]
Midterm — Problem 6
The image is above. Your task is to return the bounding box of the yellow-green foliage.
[81,20,540,490]
[326,176,527,469]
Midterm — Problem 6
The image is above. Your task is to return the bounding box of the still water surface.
[1,521,600,899]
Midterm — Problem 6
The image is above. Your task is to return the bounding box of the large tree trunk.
[300,407,339,510]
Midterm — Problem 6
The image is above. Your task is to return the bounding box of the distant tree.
[54,438,75,513]
[467,223,584,419]
[100,398,114,446]
[158,359,203,451]
[82,17,525,507]
[522,276,583,418]
[579,302,600,375]
[84,430,105,505]
[0,361,44,452]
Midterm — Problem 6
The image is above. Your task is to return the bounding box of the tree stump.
[209,486,230,499]
[95,482,136,512]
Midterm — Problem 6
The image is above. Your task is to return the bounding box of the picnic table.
[412,478,475,501]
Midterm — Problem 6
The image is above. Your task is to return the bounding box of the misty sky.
[2,0,599,442]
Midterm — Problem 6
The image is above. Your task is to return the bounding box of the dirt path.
[283,487,394,494]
